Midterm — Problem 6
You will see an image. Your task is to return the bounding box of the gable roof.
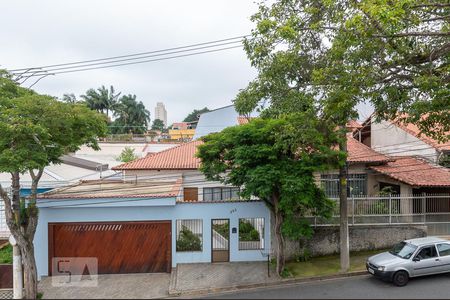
[370,156,450,187]
[346,120,363,130]
[38,178,182,199]
[113,140,202,170]
[114,134,390,171]
[347,137,391,164]
[393,121,450,151]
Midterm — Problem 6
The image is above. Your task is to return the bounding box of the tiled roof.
[347,137,391,164]
[346,120,363,129]
[38,179,182,199]
[237,116,253,125]
[113,140,202,170]
[370,156,450,187]
[394,121,450,151]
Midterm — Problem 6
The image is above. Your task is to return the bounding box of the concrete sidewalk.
[39,273,170,299]
[169,262,278,296]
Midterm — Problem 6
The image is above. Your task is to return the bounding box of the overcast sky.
[1,0,371,124]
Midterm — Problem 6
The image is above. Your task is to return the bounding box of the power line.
[8,35,250,72]
[15,45,243,79]
[11,40,245,76]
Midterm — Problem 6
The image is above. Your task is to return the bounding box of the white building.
[357,115,450,164]
[154,102,168,127]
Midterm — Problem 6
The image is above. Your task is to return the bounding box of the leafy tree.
[151,119,165,131]
[176,226,202,251]
[81,85,121,118]
[236,0,449,271]
[116,147,138,163]
[197,114,340,274]
[183,107,210,122]
[112,94,151,134]
[0,74,107,299]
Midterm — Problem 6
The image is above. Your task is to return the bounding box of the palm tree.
[112,94,150,134]
[81,85,121,117]
[61,93,78,104]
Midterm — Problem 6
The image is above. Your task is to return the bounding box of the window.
[183,187,198,202]
[320,174,367,197]
[238,218,264,250]
[415,245,438,260]
[203,187,240,201]
[176,219,203,252]
[437,243,450,257]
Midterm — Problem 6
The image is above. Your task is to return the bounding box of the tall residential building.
[154,102,167,127]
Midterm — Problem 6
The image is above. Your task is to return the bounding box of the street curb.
[167,270,368,298]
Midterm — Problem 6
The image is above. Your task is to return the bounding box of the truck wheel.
[393,271,409,286]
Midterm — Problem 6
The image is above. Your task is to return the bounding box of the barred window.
[320,174,367,197]
[238,218,264,250]
[176,219,203,252]
[203,187,240,201]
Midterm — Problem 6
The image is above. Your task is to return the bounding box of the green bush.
[296,248,312,262]
[176,226,202,252]
[116,147,138,162]
[213,222,229,238]
[0,244,12,264]
[239,220,260,241]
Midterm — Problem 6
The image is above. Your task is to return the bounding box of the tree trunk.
[274,209,285,275]
[0,169,43,299]
[20,240,38,299]
[339,134,350,272]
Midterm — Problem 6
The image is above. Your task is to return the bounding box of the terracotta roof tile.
[370,156,450,187]
[38,178,182,199]
[346,120,363,129]
[113,140,202,170]
[237,116,253,125]
[347,137,391,164]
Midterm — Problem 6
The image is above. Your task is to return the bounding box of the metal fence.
[238,218,265,250]
[308,194,450,235]
[176,219,203,252]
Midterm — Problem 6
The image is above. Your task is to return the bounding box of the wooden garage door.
[48,221,171,275]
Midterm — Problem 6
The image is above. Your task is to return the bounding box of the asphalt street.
[204,273,450,299]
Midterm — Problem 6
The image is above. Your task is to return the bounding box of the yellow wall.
[169,129,196,139]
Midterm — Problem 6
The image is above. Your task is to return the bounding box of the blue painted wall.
[34,199,271,278]
[20,188,52,197]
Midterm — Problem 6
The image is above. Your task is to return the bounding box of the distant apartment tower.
[154,102,167,127]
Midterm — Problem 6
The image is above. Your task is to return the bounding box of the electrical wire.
[8,35,251,72]
[12,40,245,76]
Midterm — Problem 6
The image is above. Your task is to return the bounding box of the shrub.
[296,248,312,262]
[176,226,202,251]
[239,220,260,241]
[116,147,138,162]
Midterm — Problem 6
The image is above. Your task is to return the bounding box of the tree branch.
[373,31,450,38]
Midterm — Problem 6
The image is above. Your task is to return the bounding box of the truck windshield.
[389,242,417,259]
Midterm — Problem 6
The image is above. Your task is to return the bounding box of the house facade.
[34,141,271,278]
[357,115,450,165]
[318,134,450,198]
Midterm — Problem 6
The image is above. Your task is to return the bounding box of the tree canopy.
[197,113,342,274]
[0,73,108,299]
[234,0,450,272]
[183,107,210,122]
[110,94,151,134]
[236,0,449,137]
[81,85,121,118]
[151,118,165,131]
